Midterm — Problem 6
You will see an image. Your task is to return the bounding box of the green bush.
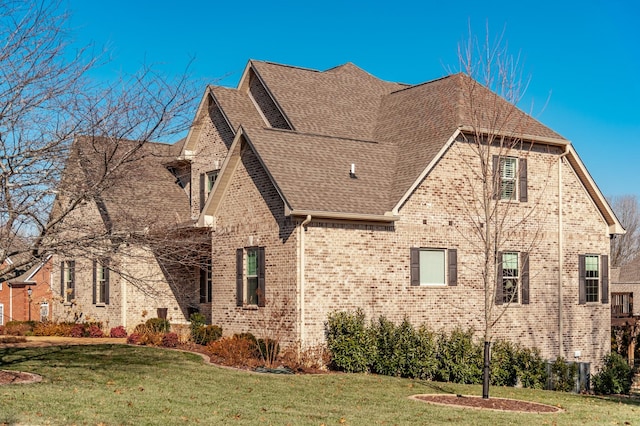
[490,340,519,386]
[326,309,375,373]
[371,317,436,379]
[550,357,578,392]
[516,346,547,389]
[592,352,634,395]
[145,318,170,333]
[435,328,482,384]
[192,325,223,345]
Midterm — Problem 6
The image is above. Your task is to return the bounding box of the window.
[410,248,457,286]
[612,293,633,316]
[93,259,110,305]
[199,169,220,211]
[500,157,517,200]
[60,260,75,303]
[199,256,212,303]
[236,247,265,307]
[495,252,530,305]
[502,252,519,303]
[578,254,609,304]
[493,156,528,202]
[0,303,3,325]
[40,302,49,322]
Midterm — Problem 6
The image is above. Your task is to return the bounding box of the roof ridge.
[388,73,459,95]
[257,127,380,145]
[249,60,321,74]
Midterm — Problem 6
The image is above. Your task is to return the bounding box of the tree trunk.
[482,341,491,399]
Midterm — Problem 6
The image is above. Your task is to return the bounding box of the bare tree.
[0,0,198,280]
[451,24,555,399]
[609,195,640,267]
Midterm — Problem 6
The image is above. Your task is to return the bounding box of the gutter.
[287,209,399,223]
[558,147,569,359]
[299,215,312,349]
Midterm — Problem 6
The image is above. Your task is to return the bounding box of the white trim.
[0,303,4,325]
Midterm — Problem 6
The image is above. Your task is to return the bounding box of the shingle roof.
[617,255,640,283]
[203,61,575,218]
[73,136,190,232]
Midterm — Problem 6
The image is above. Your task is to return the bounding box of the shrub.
[435,328,482,384]
[256,338,280,366]
[70,324,86,338]
[5,321,34,336]
[490,340,519,387]
[370,317,436,379]
[592,352,634,395]
[87,324,104,338]
[550,357,578,392]
[326,309,375,373]
[161,332,179,348]
[192,325,223,345]
[145,318,170,333]
[110,326,128,338]
[34,322,74,336]
[206,335,260,367]
[516,346,547,389]
[127,333,141,345]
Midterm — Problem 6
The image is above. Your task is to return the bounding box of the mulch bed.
[0,370,42,385]
[411,394,562,413]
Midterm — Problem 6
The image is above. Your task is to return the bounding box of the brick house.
[50,137,202,329]
[611,255,640,362]
[1,256,54,323]
[174,60,623,368]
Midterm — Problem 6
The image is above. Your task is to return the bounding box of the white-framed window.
[500,157,517,200]
[206,170,219,195]
[93,259,109,305]
[61,260,75,303]
[40,302,49,322]
[410,248,457,286]
[585,255,599,303]
[199,256,212,303]
[502,252,519,303]
[236,247,265,307]
[0,303,4,325]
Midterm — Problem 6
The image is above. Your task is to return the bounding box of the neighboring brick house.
[1,256,54,323]
[611,255,640,362]
[0,256,53,325]
[173,59,623,369]
[50,137,199,329]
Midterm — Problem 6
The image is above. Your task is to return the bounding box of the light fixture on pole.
[27,286,32,321]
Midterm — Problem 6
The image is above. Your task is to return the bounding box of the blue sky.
[68,0,639,199]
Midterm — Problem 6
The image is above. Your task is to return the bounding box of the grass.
[0,344,639,425]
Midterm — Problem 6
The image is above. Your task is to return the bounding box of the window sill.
[94,303,107,308]
[416,283,448,287]
[242,305,259,311]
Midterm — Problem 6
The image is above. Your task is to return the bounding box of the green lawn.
[0,344,638,425]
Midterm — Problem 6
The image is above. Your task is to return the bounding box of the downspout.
[299,215,312,349]
[558,148,569,359]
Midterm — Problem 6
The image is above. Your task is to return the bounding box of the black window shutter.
[578,255,586,305]
[410,248,420,286]
[521,252,530,304]
[236,249,243,306]
[199,173,206,212]
[104,259,110,305]
[92,260,97,305]
[492,155,499,200]
[257,247,266,307]
[601,255,609,304]
[448,249,457,286]
[495,252,503,305]
[60,261,64,296]
[519,158,528,202]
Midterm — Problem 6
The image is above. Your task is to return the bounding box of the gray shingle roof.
[617,255,640,283]
[208,61,569,217]
[73,136,190,232]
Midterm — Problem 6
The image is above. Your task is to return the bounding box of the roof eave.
[286,208,399,223]
[457,125,569,146]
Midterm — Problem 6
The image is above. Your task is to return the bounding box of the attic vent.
[349,163,357,179]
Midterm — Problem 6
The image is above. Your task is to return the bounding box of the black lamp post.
[27,286,32,321]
